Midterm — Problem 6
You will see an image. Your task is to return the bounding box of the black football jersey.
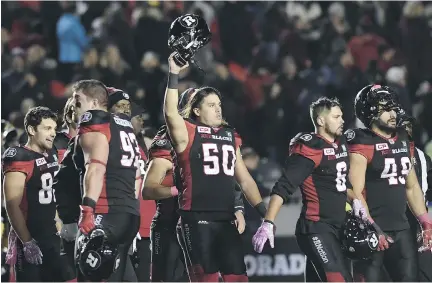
[148,125,177,223]
[53,131,72,162]
[345,128,414,231]
[288,132,351,227]
[2,146,59,238]
[73,110,139,215]
[174,119,242,220]
[55,138,81,224]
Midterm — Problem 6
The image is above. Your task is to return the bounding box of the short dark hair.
[24,106,58,134]
[310,97,342,127]
[72,79,108,107]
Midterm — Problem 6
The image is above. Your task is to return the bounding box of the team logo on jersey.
[332,143,338,149]
[345,130,355,141]
[389,138,395,144]
[300,134,312,141]
[402,141,407,147]
[155,139,168,147]
[36,158,47,166]
[342,145,347,152]
[197,126,211,134]
[324,148,335,156]
[376,143,389,151]
[123,92,129,100]
[227,132,232,138]
[80,112,92,123]
[3,148,16,158]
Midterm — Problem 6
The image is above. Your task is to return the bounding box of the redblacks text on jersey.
[2,146,59,239]
[174,119,242,220]
[345,128,414,231]
[73,110,139,215]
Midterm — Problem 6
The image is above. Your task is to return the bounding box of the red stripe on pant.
[326,271,346,282]
[222,274,248,282]
[187,264,219,282]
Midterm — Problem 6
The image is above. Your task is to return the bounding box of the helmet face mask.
[168,14,212,64]
[355,84,401,127]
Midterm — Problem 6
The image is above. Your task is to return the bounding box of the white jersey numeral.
[202,143,236,176]
[335,161,348,192]
[380,157,411,185]
[39,173,56,204]
[120,131,141,168]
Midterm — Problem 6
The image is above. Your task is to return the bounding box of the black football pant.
[75,213,140,282]
[353,228,418,282]
[15,233,75,282]
[296,232,353,282]
[60,238,76,278]
[150,220,188,282]
[177,217,248,282]
[133,237,151,282]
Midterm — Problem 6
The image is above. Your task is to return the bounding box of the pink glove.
[252,220,275,253]
[23,239,43,265]
[352,199,368,221]
[5,230,18,265]
[417,213,432,252]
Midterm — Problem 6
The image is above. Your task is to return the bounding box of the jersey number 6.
[336,161,348,192]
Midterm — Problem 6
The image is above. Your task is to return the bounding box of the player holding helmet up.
[346,84,432,281]
[163,14,265,282]
[253,97,357,282]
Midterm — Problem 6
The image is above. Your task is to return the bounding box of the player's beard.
[375,118,397,134]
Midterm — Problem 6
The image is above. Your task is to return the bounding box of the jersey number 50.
[202,144,236,176]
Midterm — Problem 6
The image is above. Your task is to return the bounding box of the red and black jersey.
[2,146,59,239]
[53,131,72,162]
[73,110,139,215]
[137,142,156,238]
[174,119,242,220]
[55,138,81,224]
[345,128,414,231]
[149,125,177,223]
[272,132,351,228]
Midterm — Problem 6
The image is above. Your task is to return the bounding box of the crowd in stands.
[2,1,432,204]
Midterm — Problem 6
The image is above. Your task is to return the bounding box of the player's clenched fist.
[418,213,432,252]
[78,205,95,234]
[252,220,275,253]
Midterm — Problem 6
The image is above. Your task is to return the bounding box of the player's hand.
[419,216,432,252]
[352,199,368,222]
[23,239,43,265]
[369,221,394,251]
[129,232,141,255]
[234,210,246,234]
[168,52,189,74]
[78,205,95,235]
[252,220,275,253]
[60,223,79,242]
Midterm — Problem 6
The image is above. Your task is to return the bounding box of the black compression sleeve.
[167,73,179,89]
[234,183,244,213]
[271,154,315,203]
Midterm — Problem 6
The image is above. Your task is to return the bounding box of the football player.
[54,97,80,276]
[347,84,432,281]
[107,86,154,282]
[143,88,246,282]
[253,97,354,282]
[398,114,432,282]
[71,80,141,281]
[3,107,75,281]
[163,54,265,282]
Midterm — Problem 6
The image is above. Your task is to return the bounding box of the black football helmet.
[342,212,379,260]
[168,14,211,66]
[76,228,120,281]
[354,84,401,127]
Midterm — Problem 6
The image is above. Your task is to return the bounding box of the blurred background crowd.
[2,1,432,227]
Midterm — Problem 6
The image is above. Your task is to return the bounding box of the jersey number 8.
[120,131,141,168]
[39,172,56,204]
[202,144,236,176]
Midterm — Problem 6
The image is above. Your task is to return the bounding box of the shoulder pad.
[149,136,172,152]
[2,146,32,163]
[290,132,325,150]
[344,128,375,145]
[78,110,110,127]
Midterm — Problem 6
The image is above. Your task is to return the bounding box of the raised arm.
[164,53,189,153]
[142,158,177,200]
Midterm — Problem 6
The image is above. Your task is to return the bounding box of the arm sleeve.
[77,110,111,141]
[290,143,322,167]
[2,148,34,181]
[148,139,173,162]
[233,183,244,212]
[271,154,316,203]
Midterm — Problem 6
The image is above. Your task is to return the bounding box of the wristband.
[254,202,267,218]
[417,213,430,225]
[235,206,245,214]
[167,73,179,89]
[170,186,179,197]
[264,219,274,225]
[82,197,96,210]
